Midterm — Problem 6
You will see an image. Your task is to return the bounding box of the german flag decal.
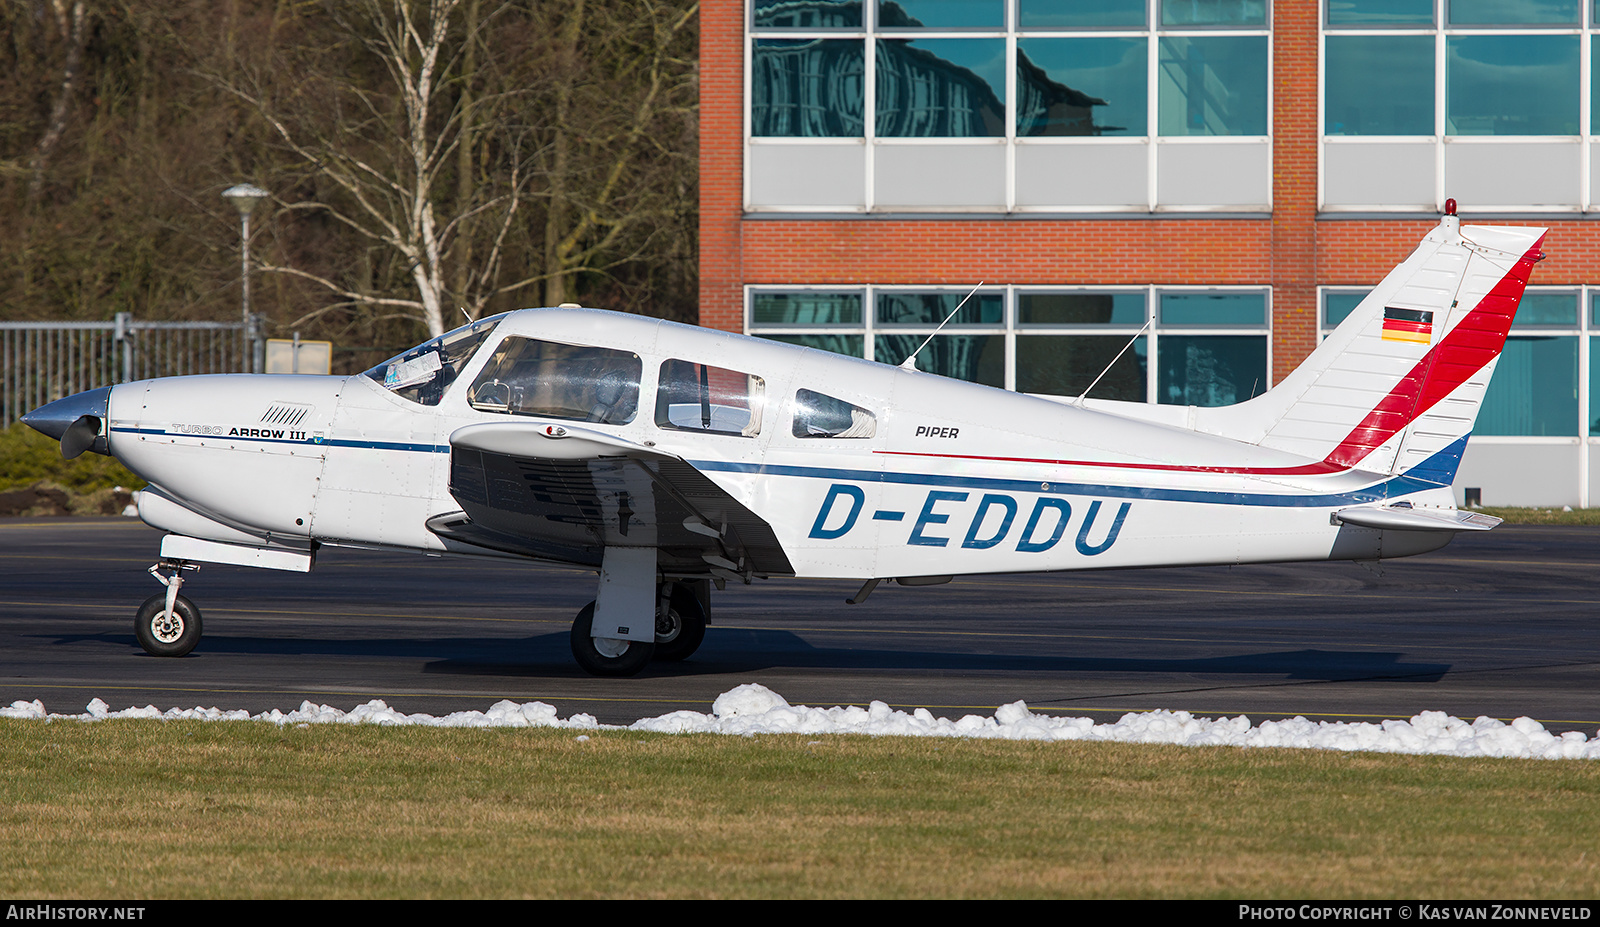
[1381,307,1434,344]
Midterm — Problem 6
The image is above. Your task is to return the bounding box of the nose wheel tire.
[134,593,203,657]
[570,602,654,677]
[652,583,707,663]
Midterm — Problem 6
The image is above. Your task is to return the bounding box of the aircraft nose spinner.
[21,385,112,459]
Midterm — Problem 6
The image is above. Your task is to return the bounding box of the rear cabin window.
[655,359,765,436]
[468,337,642,424]
[793,389,876,438]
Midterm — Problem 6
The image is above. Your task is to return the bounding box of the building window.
[1322,2,1596,212]
[1321,287,1586,438]
[1324,34,1432,136]
[751,39,866,137]
[1446,35,1579,137]
[749,283,1271,406]
[747,0,1272,213]
[1157,35,1269,136]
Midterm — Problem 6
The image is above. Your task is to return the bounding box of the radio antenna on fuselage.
[899,283,985,372]
[1073,318,1152,407]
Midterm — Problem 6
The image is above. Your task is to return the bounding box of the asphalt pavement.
[2,517,1598,732]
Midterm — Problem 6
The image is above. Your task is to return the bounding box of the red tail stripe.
[870,236,1544,480]
[1321,235,1545,470]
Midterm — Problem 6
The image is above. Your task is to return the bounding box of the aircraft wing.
[428,421,793,581]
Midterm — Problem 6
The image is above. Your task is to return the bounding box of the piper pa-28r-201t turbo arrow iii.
[24,209,1546,675]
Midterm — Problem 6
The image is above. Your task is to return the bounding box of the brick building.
[699,0,1600,506]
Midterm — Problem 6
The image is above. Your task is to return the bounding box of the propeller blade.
[60,415,101,460]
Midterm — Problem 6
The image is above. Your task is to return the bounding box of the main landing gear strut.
[136,559,203,657]
[570,580,708,677]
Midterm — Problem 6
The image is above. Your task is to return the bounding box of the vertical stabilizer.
[1197,216,1546,484]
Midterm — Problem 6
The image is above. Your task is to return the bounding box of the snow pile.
[3,683,1597,760]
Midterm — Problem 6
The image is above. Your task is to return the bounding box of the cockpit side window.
[793,389,876,438]
[365,313,507,406]
[655,359,765,436]
[467,337,642,425]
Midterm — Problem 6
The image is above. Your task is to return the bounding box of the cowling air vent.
[260,402,313,427]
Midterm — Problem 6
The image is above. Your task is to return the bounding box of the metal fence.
[1,313,255,428]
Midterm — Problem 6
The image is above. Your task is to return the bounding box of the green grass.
[2,722,1598,899]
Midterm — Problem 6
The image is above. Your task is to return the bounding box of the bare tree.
[0,0,699,347]
[206,0,697,338]
[208,0,530,337]
[27,0,90,204]
[525,0,698,310]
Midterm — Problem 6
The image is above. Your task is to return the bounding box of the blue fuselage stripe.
[114,426,1464,509]
[687,435,1468,509]
[112,427,448,454]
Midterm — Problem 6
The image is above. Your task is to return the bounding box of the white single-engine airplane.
[24,211,1545,675]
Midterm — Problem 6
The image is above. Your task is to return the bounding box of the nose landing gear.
[136,559,203,657]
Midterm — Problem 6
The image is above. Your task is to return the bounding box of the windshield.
[364,312,509,406]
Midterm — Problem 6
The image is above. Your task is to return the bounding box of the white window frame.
[1319,0,1594,213]
[746,0,1274,214]
[748,282,1274,403]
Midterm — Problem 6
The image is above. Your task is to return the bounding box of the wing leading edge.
[428,421,793,582]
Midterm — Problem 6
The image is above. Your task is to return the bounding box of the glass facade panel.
[1323,292,1368,328]
[748,287,1267,402]
[877,291,1005,325]
[1019,292,1146,325]
[1157,36,1269,137]
[1446,35,1580,136]
[751,39,866,137]
[752,291,863,325]
[877,0,1004,28]
[1448,0,1579,25]
[1325,35,1434,136]
[1161,0,1267,26]
[753,0,864,28]
[1476,337,1578,436]
[1018,38,1148,137]
[1157,335,1268,406]
[1326,0,1434,24]
[1589,338,1600,435]
[757,333,866,357]
[876,38,1007,137]
[1513,292,1579,327]
[1019,0,1146,28]
[875,333,1006,386]
[1016,335,1148,401]
[1160,292,1267,326]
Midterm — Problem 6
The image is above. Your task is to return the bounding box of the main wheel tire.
[653,583,707,662]
[134,593,203,657]
[570,602,655,677]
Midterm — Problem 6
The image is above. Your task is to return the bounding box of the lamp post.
[221,183,269,373]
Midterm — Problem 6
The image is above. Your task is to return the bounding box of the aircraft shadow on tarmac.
[44,626,1450,683]
[419,630,1452,683]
